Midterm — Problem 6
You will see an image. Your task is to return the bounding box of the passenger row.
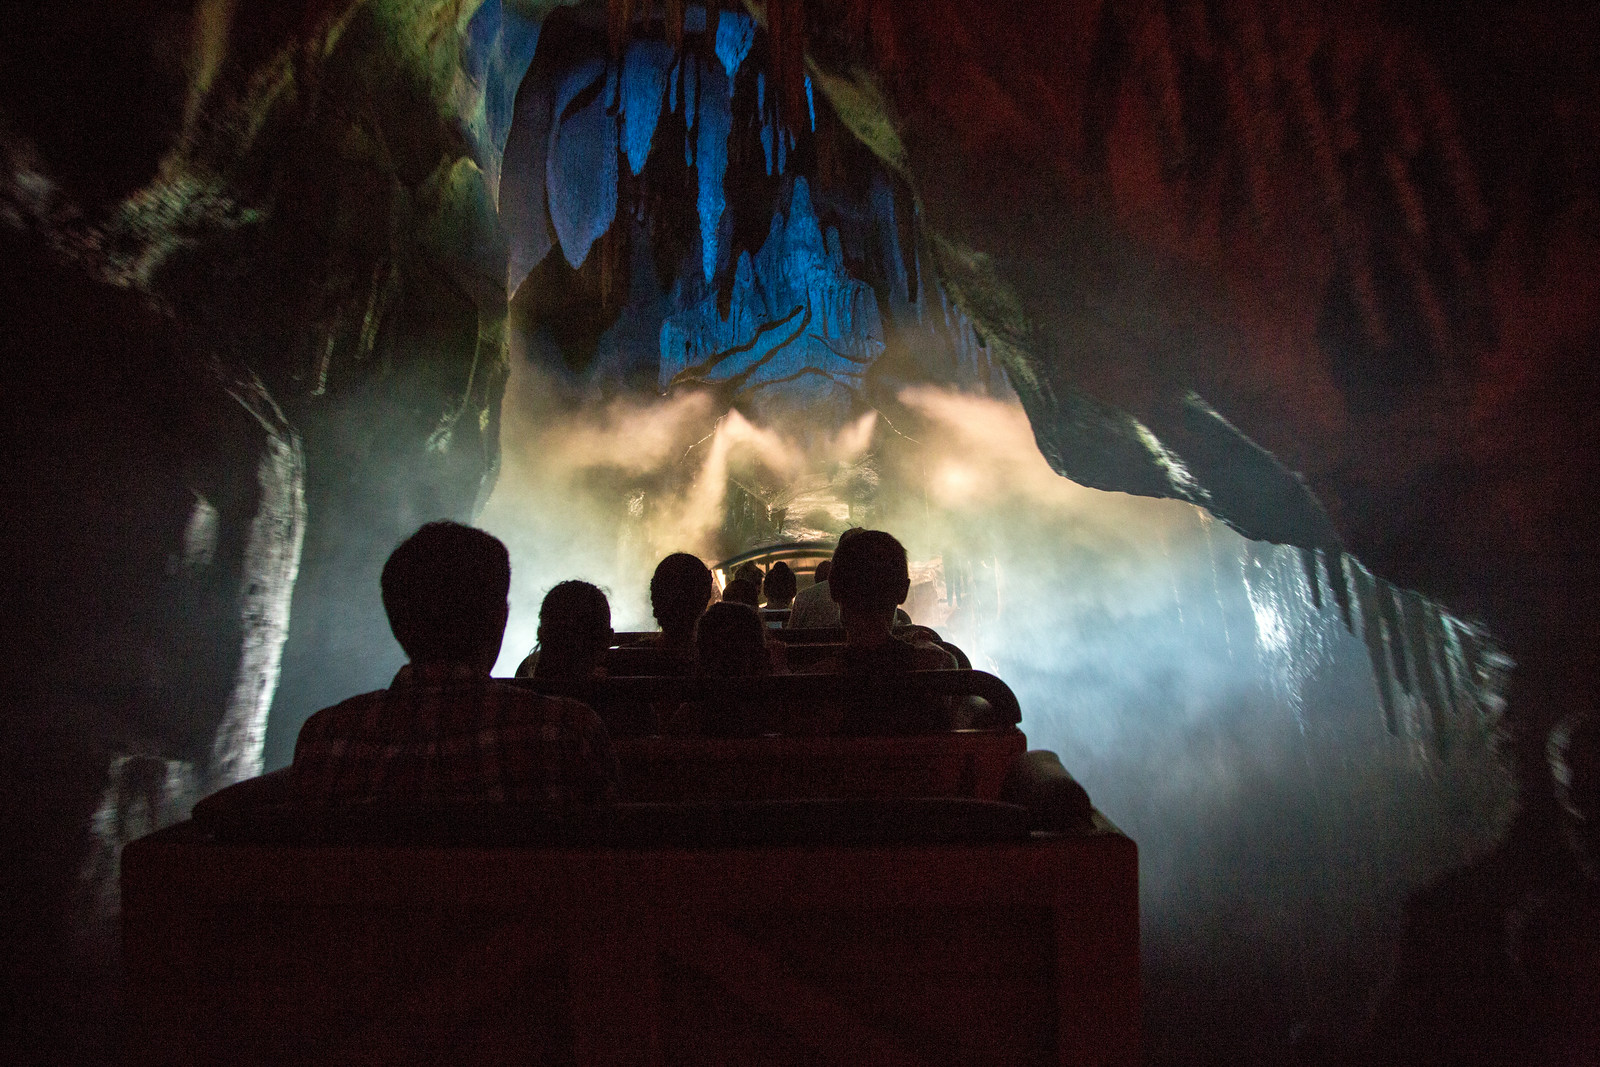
[288,523,972,808]
[513,532,963,738]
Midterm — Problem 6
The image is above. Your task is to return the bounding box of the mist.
[478,355,1513,1055]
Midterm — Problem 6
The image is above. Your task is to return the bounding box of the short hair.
[827,529,910,615]
[381,522,510,662]
[734,561,764,586]
[812,559,832,583]
[651,552,712,633]
[721,577,761,608]
[763,561,797,604]
[537,581,612,657]
[696,601,769,676]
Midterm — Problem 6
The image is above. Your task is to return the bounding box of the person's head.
[722,577,761,608]
[763,561,797,608]
[651,552,713,639]
[534,580,613,679]
[696,601,770,677]
[381,521,510,669]
[733,561,764,588]
[812,559,832,584]
[828,529,910,627]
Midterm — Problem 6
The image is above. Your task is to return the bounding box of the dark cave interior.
[2,1,1598,1063]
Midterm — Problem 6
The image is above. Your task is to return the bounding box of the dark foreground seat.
[124,671,1127,1066]
[191,781,1034,849]
[123,809,1137,1067]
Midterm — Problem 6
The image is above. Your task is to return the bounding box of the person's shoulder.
[296,689,386,739]
[897,635,957,670]
[489,681,605,727]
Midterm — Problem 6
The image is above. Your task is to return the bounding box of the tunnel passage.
[3,1,1598,1064]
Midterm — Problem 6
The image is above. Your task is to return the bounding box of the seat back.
[612,730,1025,803]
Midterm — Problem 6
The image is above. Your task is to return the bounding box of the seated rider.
[290,522,616,806]
[515,580,612,680]
[803,529,956,735]
[762,562,797,624]
[721,577,761,609]
[645,552,713,672]
[785,557,839,629]
[664,601,782,737]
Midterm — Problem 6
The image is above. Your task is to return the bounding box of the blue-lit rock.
[695,61,732,282]
[714,10,756,81]
[662,178,885,416]
[621,41,674,176]
[547,59,617,270]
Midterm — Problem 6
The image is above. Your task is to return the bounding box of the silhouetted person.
[291,522,616,806]
[518,580,659,736]
[649,552,712,650]
[1515,712,1600,1057]
[786,555,839,628]
[514,580,613,680]
[665,602,781,737]
[1372,711,1600,1065]
[733,560,765,589]
[721,577,761,609]
[763,561,797,612]
[803,529,955,734]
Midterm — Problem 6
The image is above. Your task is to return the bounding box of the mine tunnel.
[2,0,1598,1064]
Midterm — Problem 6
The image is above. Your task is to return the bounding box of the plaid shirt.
[291,662,617,807]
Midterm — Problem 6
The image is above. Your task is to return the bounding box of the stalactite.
[1274,17,1390,349]
[1425,606,1466,731]
[697,60,732,281]
[1329,551,1353,632]
[1377,580,1413,698]
[685,55,697,128]
[1399,590,1450,755]
[548,61,619,270]
[1393,230,1454,362]
[1177,0,1216,63]
[715,9,756,81]
[607,0,633,58]
[1377,43,1423,160]
[1058,0,1491,364]
[1413,62,1489,235]
[621,40,674,175]
[1298,544,1322,610]
[1223,0,1281,157]
[1220,44,1274,227]
[1351,561,1399,734]
[1133,2,1188,175]
[868,0,900,80]
[1383,151,1428,238]
[665,0,685,52]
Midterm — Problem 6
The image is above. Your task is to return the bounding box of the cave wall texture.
[1,0,1597,1062]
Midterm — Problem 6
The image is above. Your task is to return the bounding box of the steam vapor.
[479,363,1512,1052]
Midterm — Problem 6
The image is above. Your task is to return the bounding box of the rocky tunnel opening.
[2,1,1597,1063]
